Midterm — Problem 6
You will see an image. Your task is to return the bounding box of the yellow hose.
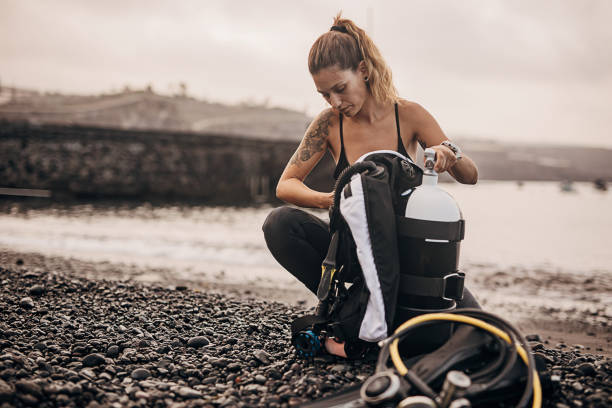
[389,313,542,408]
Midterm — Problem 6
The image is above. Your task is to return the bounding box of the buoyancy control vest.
[291,149,466,359]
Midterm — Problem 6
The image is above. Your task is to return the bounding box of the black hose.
[448,309,535,408]
[469,334,509,381]
[380,310,533,408]
[466,332,518,395]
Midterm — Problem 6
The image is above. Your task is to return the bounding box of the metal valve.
[424,148,436,173]
[437,371,471,408]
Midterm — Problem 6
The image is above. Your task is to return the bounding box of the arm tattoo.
[290,111,332,166]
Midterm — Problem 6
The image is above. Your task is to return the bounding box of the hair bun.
[330,25,348,33]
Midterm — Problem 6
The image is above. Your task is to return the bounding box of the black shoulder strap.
[394,102,401,140]
[395,102,410,157]
[339,113,345,150]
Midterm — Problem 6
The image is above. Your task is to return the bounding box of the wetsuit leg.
[262,206,330,294]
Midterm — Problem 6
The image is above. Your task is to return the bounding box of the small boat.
[594,178,608,192]
[560,180,575,193]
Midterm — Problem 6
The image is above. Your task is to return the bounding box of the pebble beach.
[0,252,610,408]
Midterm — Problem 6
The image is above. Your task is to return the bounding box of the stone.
[17,393,39,406]
[82,353,105,367]
[330,364,348,373]
[576,362,596,376]
[134,390,150,400]
[525,334,542,342]
[28,285,45,296]
[80,368,96,380]
[131,368,151,380]
[106,345,120,358]
[253,350,271,365]
[15,380,43,398]
[186,336,209,348]
[19,297,34,309]
[0,379,14,401]
[177,386,202,398]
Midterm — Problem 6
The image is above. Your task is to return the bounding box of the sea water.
[0,181,610,288]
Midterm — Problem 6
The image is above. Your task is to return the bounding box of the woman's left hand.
[429,144,458,174]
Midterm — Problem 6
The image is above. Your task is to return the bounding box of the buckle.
[442,272,465,301]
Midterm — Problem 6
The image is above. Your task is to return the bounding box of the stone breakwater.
[0,264,611,408]
[0,121,335,204]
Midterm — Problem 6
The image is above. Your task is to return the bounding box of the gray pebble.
[131,368,151,380]
[15,380,43,398]
[253,349,271,365]
[28,285,45,296]
[186,336,209,348]
[106,345,120,358]
[82,353,105,367]
[177,386,202,398]
[0,379,15,401]
[576,362,596,376]
[19,297,35,309]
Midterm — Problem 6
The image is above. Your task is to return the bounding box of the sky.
[1,0,611,147]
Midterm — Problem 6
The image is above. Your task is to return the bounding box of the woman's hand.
[429,144,458,174]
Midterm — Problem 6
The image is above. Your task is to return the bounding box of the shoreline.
[1,248,609,358]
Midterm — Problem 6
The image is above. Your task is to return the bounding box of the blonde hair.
[308,12,398,105]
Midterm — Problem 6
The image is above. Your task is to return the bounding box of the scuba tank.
[394,148,466,354]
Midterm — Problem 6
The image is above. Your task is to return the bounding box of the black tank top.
[333,102,409,179]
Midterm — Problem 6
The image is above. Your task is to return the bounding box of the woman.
[263,14,480,356]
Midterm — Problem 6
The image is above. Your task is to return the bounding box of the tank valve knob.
[448,398,472,408]
[397,395,437,408]
[424,148,436,173]
[437,370,471,408]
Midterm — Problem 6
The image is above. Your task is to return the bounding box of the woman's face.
[312,63,369,117]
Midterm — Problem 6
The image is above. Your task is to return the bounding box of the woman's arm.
[276,109,335,209]
[406,102,478,184]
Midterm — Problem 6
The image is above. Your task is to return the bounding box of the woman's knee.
[262,206,296,243]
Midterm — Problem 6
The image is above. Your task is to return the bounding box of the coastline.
[1,249,609,358]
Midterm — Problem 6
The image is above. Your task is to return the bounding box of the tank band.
[398,272,465,301]
[396,217,465,241]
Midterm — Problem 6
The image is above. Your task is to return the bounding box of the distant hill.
[0,87,310,141]
[1,87,611,182]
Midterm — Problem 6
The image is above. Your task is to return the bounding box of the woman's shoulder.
[397,99,428,117]
[312,107,340,123]
[396,99,437,126]
[305,108,340,135]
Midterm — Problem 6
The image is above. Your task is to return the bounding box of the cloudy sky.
[1,0,611,147]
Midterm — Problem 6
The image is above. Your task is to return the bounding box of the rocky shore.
[0,261,611,408]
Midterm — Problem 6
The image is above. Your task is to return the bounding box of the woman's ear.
[357,60,368,76]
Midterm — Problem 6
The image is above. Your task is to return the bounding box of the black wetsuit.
[263,104,480,308]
